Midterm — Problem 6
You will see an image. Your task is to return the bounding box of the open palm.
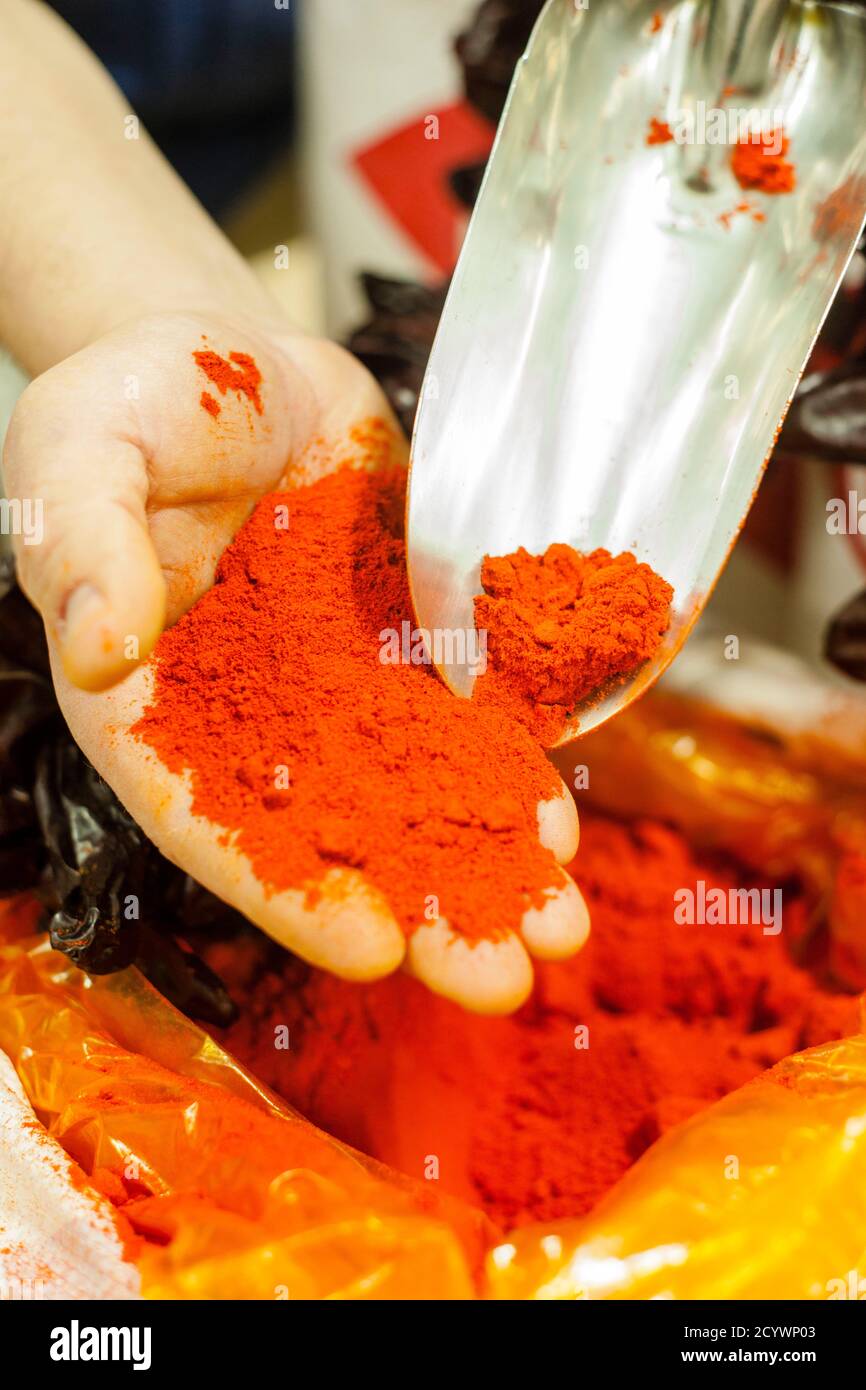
[4,313,588,1012]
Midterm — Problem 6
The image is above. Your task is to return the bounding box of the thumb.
[3,380,166,692]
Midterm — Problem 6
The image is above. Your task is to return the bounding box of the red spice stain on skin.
[646,117,675,146]
[286,417,406,487]
[193,349,264,415]
[347,417,405,470]
[732,130,796,194]
[200,391,221,418]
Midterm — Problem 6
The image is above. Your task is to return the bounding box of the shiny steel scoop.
[406,0,866,742]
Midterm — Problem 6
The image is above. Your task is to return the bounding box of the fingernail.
[56,583,127,690]
[58,582,111,644]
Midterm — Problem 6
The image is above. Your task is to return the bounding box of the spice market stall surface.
[1,644,866,1300]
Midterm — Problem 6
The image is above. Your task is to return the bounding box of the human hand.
[4,314,588,1012]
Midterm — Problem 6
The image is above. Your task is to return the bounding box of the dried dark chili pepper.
[0,558,58,777]
[0,786,43,894]
[134,922,238,1028]
[776,306,866,685]
[346,274,447,435]
[0,554,51,675]
[454,0,543,126]
[0,556,57,892]
[782,360,866,464]
[0,561,238,1018]
[0,664,59,779]
[448,160,487,212]
[34,735,148,973]
[825,587,866,680]
[31,734,239,1020]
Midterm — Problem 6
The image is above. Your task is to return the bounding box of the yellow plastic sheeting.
[566,692,866,987]
[4,910,866,1301]
[0,927,488,1300]
[0,927,285,1115]
[570,693,866,888]
[487,1036,866,1300]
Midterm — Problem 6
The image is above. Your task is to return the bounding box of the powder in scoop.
[474,543,673,744]
[731,130,795,194]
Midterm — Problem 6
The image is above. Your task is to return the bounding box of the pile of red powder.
[732,130,796,194]
[475,544,673,744]
[135,459,671,938]
[201,811,858,1231]
[646,117,675,146]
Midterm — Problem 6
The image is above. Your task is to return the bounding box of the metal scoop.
[406,0,866,742]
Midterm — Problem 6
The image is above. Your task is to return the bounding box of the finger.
[537,779,580,863]
[405,917,534,1015]
[48,501,165,693]
[4,375,165,692]
[257,870,407,981]
[519,868,591,961]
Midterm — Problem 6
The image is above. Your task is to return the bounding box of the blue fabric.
[50,0,297,215]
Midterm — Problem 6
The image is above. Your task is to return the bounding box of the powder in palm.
[134,464,563,942]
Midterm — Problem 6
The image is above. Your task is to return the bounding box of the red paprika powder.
[646,117,675,146]
[135,462,559,941]
[135,431,671,942]
[202,810,858,1230]
[193,347,264,415]
[731,129,795,194]
[475,544,672,744]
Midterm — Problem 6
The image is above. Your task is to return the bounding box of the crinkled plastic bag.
[487,1034,866,1299]
[565,690,866,987]
[3,905,866,1300]
[0,919,490,1299]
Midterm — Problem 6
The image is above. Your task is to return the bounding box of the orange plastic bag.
[2,907,866,1300]
[0,922,490,1299]
[564,690,866,987]
[487,1034,866,1299]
